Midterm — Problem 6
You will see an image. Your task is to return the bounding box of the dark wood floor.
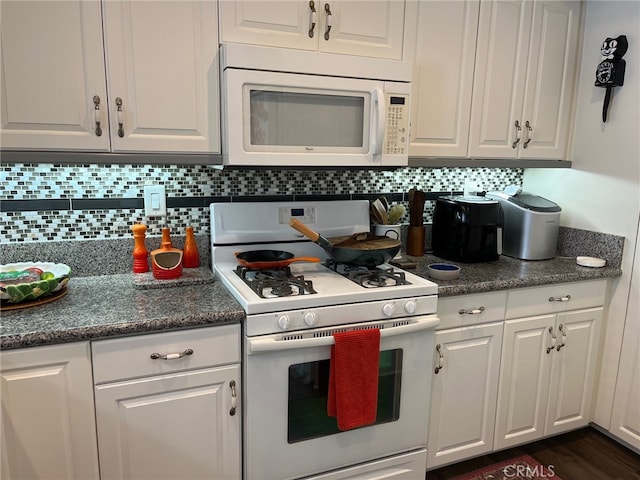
[427,427,640,480]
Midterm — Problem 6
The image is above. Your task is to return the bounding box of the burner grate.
[324,259,410,288]
[235,266,317,298]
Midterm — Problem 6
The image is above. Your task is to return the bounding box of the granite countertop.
[1,254,622,351]
[406,254,622,297]
[1,271,245,350]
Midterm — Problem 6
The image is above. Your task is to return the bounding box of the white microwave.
[220,44,413,167]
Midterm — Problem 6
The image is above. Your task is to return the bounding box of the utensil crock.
[150,247,183,280]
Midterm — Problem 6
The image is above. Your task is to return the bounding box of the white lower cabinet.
[494,281,605,450]
[92,324,241,480]
[427,321,503,469]
[427,281,608,467]
[426,292,506,470]
[0,342,100,479]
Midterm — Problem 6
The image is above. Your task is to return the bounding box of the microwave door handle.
[247,315,439,354]
[371,87,385,157]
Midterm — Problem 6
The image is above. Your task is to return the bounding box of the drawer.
[436,291,507,330]
[506,280,607,319]
[92,324,240,384]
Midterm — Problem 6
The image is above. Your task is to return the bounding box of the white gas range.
[211,200,439,480]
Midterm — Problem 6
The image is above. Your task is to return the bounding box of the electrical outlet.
[144,185,166,217]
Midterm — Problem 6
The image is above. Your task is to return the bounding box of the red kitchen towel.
[327,328,380,431]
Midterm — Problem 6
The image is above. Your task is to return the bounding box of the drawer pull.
[115,97,125,137]
[308,1,317,38]
[229,380,237,416]
[459,306,485,315]
[523,120,533,148]
[548,295,571,302]
[547,326,557,354]
[93,95,102,136]
[512,120,522,148]
[434,344,444,374]
[324,3,332,40]
[150,348,194,360]
[557,324,567,351]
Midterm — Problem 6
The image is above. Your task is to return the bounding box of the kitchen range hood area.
[1,1,638,479]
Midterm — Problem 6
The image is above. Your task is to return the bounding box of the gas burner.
[348,268,409,288]
[324,258,378,273]
[236,265,292,280]
[235,266,317,298]
[324,260,410,288]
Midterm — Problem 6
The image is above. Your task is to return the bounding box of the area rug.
[453,454,561,480]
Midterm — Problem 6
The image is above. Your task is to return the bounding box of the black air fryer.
[432,196,503,263]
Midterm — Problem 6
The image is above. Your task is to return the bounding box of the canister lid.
[446,195,499,205]
[508,193,561,212]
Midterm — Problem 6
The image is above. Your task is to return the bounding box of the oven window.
[287,349,403,443]
[249,90,365,148]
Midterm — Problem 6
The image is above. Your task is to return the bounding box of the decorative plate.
[0,262,71,304]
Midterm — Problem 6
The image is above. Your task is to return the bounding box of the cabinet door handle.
[308,1,317,38]
[93,95,102,137]
[229,380,237,416]
[547,326,557,354]
[434,343,444,374]
[523,120,533,148]
[548,295,571,303]
[557,324,567,351]
[512,120,522,148]
[458,306,485,315]
[149,348,194,360]
[115,97,125,138]
[324,3,332,40]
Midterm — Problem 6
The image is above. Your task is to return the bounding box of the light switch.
[144,185,166,217]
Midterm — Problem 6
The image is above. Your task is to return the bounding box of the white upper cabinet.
[0,1,220,154]
[103,1,220,153]
[219,0,406,60]
[408,0,480,157]
[0,1,109,151]
[468,0,581,159]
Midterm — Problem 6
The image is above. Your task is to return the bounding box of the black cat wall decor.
[595,35,628,122]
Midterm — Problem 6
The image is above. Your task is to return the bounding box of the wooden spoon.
[372,198,388,224]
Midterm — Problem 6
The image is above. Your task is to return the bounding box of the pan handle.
[289,218,319,241]
[289,218,335,252]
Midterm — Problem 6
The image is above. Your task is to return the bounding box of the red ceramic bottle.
[183,226,200,268]
[161,227,173,249]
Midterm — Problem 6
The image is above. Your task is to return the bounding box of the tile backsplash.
[1,163,522,243]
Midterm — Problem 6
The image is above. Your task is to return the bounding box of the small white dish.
[576,256,606,268]
[428,263,461,280]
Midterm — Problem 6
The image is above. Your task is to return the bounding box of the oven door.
[244,315,438,480]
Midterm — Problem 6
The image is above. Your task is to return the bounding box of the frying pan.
[289,219,401,266]
[235,250,321,270]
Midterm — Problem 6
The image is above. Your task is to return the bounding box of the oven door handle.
[247,315,439,354]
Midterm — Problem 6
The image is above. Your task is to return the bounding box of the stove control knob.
[382,303,395,317]
[303,311,318,327]
[404,300,417,314]
[277,315,291,330]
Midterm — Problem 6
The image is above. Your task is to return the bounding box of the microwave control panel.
[383,94,410,155]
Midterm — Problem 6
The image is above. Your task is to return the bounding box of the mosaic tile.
[1,163,522,243]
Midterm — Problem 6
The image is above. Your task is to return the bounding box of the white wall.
[523,0,639,429]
